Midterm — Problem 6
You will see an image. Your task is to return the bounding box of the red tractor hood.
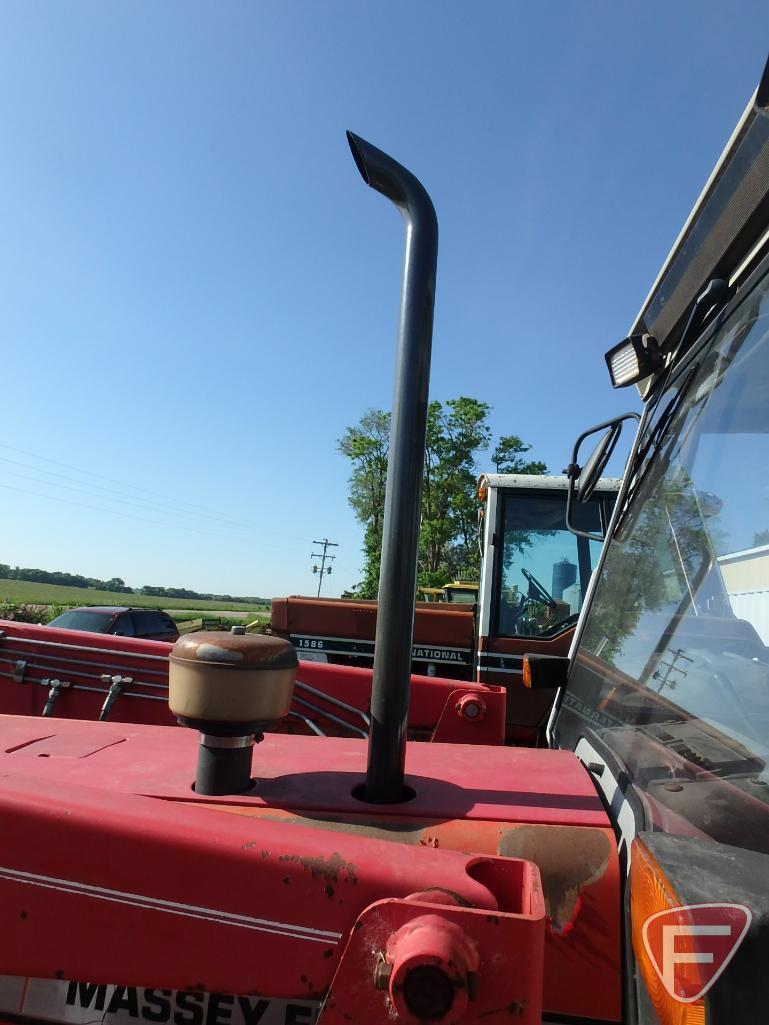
[0,716,621,1022]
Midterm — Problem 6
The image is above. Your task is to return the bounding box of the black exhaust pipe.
[346,131,438,804]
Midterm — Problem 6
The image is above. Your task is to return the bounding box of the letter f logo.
[642,903,752,1002]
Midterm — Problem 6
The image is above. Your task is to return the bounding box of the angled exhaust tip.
[346,131,436,229]
[346,131,371,186]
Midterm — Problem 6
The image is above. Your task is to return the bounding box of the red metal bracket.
[320,858,545,1024]
[431,687,506,745]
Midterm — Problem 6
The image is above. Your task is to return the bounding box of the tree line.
[338,396,547,598]
[139,584,269,604]
[0,565,268,605]
[0,565,133,593]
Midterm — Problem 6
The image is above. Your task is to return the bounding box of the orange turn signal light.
[522,656,532,688]
[630,838,705,1025]
[520,654,569,690]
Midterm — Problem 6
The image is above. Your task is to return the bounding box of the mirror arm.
[565,461,604,541]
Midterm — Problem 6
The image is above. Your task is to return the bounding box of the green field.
[0,578,269,614]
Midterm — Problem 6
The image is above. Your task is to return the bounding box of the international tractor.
[271,472,618,743]
[2,51,769,1025]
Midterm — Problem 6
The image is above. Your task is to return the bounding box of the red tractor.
[2,53,769,1025]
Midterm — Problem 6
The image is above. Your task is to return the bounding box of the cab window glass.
[556,269,769,854]
[495,493,605,638]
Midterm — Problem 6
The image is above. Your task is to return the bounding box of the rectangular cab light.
[605,332,663,388]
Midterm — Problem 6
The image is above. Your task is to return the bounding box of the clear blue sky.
[1,2,767,599]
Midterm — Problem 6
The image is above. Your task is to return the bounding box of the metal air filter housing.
[169,630,298,734]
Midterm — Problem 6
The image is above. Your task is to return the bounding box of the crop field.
[0,578,269,614]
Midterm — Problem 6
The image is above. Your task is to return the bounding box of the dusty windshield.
[555,266,769,854]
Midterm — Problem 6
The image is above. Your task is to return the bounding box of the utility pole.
[311,539,338,597]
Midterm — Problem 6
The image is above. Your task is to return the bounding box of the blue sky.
[1,2,767,599]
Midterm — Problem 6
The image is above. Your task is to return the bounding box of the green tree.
[339,399,547,597]
[105,577,131,593]
[492,435,548,475]
[420,398,491,585]
[338,410,391,598]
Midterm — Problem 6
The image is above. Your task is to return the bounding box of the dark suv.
[47,606,179,642]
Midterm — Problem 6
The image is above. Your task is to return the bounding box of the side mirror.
[565,412,640,541]
[577,423,623,503]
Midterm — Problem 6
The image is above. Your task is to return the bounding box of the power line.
[0,442,227,510]
[0,480,301,555]
[0,463,255,532]
[0,453,254,530]
[0,444,314,544]
[311,538,338,597]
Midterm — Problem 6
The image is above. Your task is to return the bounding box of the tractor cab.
[546,57,769,1023]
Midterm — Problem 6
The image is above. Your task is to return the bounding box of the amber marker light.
[629,838,751,1025]
[522,656,532,688]
[630,839,706,1025]
[477,477,488,502]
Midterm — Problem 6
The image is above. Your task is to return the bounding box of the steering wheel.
[522,568,557,609]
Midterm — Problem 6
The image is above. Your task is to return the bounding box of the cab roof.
[479,473,621,494]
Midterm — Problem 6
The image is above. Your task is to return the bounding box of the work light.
[605,333,663,388]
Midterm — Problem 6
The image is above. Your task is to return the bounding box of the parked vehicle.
[418,580,478,602]
[1,54,769,1025]
[47,606,180,642]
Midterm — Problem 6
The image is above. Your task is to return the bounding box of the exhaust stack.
[347,132,438,804]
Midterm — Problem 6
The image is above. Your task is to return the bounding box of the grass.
[0,578,270,614]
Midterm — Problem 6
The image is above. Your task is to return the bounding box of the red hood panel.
[0,715,606,827]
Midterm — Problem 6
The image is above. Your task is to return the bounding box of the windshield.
[495,492,607,638]
[555,264,769,854]
[48,610,114,633]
